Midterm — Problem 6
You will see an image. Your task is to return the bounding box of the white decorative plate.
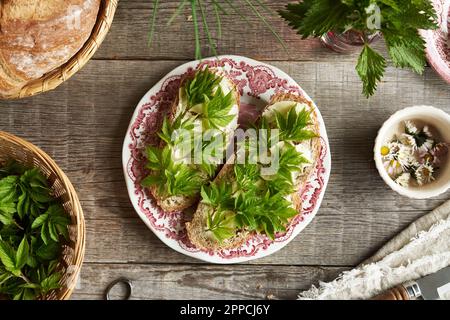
[122,55,331,264]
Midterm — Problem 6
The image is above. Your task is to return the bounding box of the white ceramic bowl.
[374,105,450,199]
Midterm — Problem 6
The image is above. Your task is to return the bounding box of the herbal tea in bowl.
[374,106,450,199]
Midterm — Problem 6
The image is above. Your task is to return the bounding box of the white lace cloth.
[299,200,450,300]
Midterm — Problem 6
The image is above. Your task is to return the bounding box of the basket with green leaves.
[0,131,84,300]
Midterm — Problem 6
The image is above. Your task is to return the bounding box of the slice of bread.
[186,160,250,250]
[267,92,321,212]
[148,68,240,213]
[186,92,321,250]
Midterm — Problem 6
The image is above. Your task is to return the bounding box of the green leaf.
[141,174,161,188]
[0,202,16,225]
[41,223,50,245]
[36,241,60,261]
[31,213,48,229]
[184,68,223,107]
[383,30,426,74]
[16,192,27,220]
[207,209,237,243]
[26,255,38,268]
[0,272,13,286]
[279,0,351,39]
[40,272,61,295]
[356,44,386,98]
[280,0,438,98]
[0,176,18,203]
[194,87,236,130]
[0,161,70,300]
[20,169,53,204]
[145,145,161,166]
[15,237,29,270]
[55,223,69,241]
[379,0,400,11]
[272,105,318,142]
[210,226,235,243]
[0,240,16,271]
[48,223,59,243]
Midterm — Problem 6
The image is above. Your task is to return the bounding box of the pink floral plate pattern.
[122,55,331,264]
[421,0,450,84]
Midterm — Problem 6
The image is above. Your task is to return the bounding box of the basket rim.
[0,0,118,100]
[0,130,86,300]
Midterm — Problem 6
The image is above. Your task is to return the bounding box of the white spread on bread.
[176,76,239,134]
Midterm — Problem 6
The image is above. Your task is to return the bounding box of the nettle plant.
[280,0,438,97]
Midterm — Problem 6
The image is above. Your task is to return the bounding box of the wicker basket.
[0,131,85,300]
[2,0,118,100]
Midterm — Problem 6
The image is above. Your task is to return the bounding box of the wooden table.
[1,1,449,300]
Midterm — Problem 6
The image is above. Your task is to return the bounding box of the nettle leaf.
[279,0,351,39]
[383,29,426,74]
[280,0,437,98]
[356,44,386,98]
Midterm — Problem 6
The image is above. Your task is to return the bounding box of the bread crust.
[0,0,100,96]
[148,69,241,213]
[187,92,322,250]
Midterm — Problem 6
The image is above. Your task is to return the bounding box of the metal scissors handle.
[104,277,133,300]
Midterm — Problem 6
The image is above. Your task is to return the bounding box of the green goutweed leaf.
[0,162,68,300]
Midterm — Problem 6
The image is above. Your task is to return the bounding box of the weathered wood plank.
[94,0,388,62]
[81,208,443,266]
[71,263,346,300]
[1,60,449,267]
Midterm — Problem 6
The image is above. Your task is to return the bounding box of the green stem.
[241,0,287,51]
[198,0,218,56]
[148,0,160,46]
[191,1,202,60]
[223,0,253,25]
[167,0,188,25]
[19,273,31,284]
[211,0,228,16]
[212,1,223,40]
[253,0,274,15]
[13,220,24,231]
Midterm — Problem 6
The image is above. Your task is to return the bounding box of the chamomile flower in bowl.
[374,106,450,199]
